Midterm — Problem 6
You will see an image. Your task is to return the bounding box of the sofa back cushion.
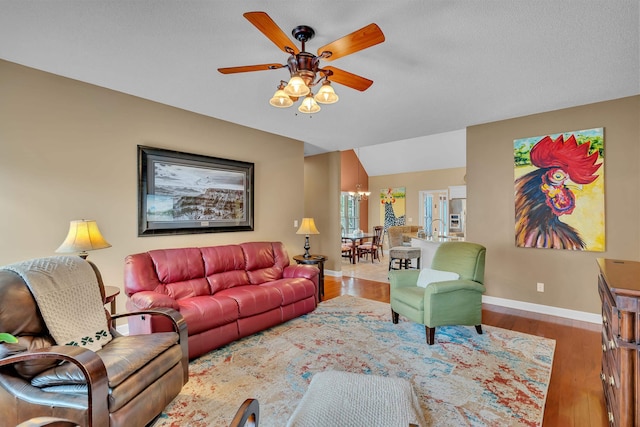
[201,245,250,294]
[125,248,210,299]
[241,242,290,285]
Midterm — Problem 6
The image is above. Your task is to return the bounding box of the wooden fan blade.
[243,11,300,55]
[323,66,373,92]
[218,63,284,74]
[317,23,385,61]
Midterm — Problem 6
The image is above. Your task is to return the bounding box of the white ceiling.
[1,1,638,175]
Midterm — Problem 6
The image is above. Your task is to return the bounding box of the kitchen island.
[405,233,465,268]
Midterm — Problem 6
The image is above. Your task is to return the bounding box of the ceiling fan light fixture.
[219,12,385,116]
[269,88,294,108]
[314,81,339,104]
[284,75,310,97]
[298,93,321,114]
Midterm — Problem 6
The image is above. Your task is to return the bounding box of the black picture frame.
[137,145,254,236]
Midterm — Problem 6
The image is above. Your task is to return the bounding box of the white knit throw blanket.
[2,256,112,351]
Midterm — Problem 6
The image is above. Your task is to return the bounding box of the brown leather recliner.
[0,258,189,427]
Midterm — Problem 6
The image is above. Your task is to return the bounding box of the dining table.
[341,232,375,264]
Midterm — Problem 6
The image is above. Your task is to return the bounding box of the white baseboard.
[325,270,601,325]
[482,295,602,325]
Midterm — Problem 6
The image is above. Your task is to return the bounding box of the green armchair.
[389,241,486,345]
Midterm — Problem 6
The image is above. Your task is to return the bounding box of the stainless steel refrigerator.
[449,198,466,237]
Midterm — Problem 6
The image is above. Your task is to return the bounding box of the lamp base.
[303,236,311,258]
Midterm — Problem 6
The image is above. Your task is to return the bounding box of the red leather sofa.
[124,241,319,359]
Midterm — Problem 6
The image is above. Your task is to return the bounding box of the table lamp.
[296,218,320,258]
[55,219,112,259]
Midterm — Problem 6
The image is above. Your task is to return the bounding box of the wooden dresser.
[597,258,640,426]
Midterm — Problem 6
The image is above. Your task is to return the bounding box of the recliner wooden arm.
[0,345,109,427]
[111,307,188,384]
[17,417,79,426]
[230,398,259,427]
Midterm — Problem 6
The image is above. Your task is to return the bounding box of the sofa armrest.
[283,264,318,281]
[112,308,188,384]
[128,291,179,310]
[0,345,108,427]
[388,270,421,289]
[424,279,486,295]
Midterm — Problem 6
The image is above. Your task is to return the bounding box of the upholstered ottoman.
[388,247,422,270]
[287,370,425,427]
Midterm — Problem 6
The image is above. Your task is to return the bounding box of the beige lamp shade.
[296,218,320,235]
[55,219,111,259]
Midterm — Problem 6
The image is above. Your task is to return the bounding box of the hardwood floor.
[323,275,608,426]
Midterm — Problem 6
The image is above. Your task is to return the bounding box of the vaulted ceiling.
[1,1,638,174]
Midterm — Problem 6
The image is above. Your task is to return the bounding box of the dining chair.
[357,226,383,262]
[341,237,354,263]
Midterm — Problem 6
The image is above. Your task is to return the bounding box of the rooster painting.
[515,132,603,250]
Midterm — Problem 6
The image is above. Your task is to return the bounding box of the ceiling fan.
[218,11,385,113]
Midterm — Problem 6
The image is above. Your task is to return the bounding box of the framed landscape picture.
[138,145,254,236]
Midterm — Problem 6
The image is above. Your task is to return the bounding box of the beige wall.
[367,168,467,230]
[0,59,306,312]
[303,151,342,271]
[467,95,640,314]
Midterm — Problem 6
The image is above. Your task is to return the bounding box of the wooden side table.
[104,286,120,315]
[293,254,327,301]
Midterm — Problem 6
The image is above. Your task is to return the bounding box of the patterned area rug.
[155,296,555,427]
[341,253,391,282]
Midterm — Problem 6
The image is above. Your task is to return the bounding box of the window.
[340,193,360,234]
[419,190,448,236]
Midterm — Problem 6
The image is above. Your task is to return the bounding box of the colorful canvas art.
[514,128,604,251]
[380,187,406,232]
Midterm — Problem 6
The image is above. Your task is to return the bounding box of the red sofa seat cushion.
[176,295,240,335]
[261,278,317,305]
[215,285,283,318]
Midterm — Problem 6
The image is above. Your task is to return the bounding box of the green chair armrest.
[389,270,421,289]
[424,279,486,295]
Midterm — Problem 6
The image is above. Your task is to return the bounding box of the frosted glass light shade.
[298,94,321,114]
[314,82,339,104]
[55,219,111,258]
[284,75,310,97]
[269,89,293,108]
